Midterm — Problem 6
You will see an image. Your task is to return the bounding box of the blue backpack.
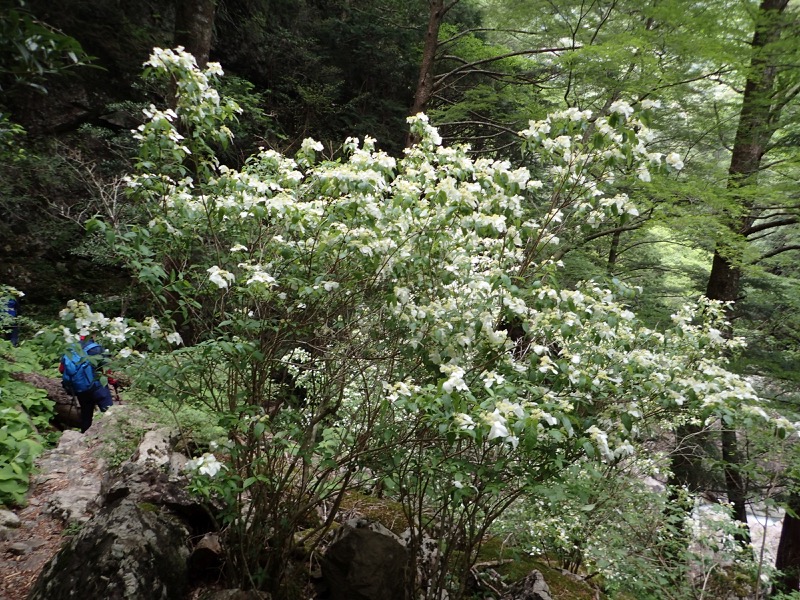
[62,341,101,394]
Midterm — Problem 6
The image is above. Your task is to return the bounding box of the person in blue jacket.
[4,297,19,346]
[60,337,114,432]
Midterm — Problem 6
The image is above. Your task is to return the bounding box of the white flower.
[166,331,183,346]
[482,371,506,389]
[666,152,684,171]
[609,100,634,119]
[485,410,509,440]
[188,453,224,477]
[301,138,324,153]
[554,135,571,150]
[455,413,476,430]
[586,425,613,462]
[246,270,277,286]
[144,317,161,338]
[205,62,224,76]
[230,244,248,253]
[441,364,468,394]
[207,265,235,289]
[641,99,661,110]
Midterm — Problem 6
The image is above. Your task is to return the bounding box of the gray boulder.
[28,464,211,600]
[500,570,553,600]
[320,521,410,600]
[28,496,191,600]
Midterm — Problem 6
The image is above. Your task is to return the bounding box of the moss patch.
[337,491,408,535]
[477,537,604,599]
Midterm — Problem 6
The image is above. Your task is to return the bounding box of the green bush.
[0,340,56,506]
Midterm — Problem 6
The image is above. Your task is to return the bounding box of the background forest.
[1,0,799,599]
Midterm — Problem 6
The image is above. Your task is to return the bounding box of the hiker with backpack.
[3,295,20,346]
[60,337,115,433]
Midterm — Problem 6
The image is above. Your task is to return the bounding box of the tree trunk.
[773,490,800,595]
[706,0,789,304]
[703,0,789,536]
[10,371,83,429]
[174,0,217,69]
[407,0,459,146]
[606,226,622,273]
[721,427,749,543]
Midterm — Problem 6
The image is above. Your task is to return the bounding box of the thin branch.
[759,244,800,261]
[744,216,799,236]
[433,46,579,88]
[551,221,646,262]
[438,27,547,48]
[442,0,462,18]
[437,119,521,137]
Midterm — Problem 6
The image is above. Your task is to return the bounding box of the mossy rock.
[477,536,604,600]
[337,491,408,535]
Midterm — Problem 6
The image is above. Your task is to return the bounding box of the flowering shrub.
[52,48,791,598]
[496,458,757,599]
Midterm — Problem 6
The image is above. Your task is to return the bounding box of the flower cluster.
[76,48,791,503]
[185,453,224,477]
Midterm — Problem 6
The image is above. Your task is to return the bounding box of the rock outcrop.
[499,570,553,600]
[320,518,410,600]
[28,425,213,600]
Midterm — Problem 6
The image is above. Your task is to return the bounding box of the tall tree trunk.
[703,0,789,537]
[720,427,749,538]
[175,0,217,69]
[773,489,800,596]
[410,0,446,117]
[606,227,622,273]
[406,0,459,146]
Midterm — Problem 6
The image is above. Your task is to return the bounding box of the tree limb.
[744,216,798,236]
[759,244,800,261]
[433,46,578,88]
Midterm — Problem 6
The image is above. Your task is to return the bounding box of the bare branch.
[433,46,579,88]
[437,119,521,137]
[551,221,647,262]
[759,244,800,261]
[744,216,799,236]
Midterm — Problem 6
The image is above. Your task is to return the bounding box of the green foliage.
[0,109,24,159]
[215,75,281,160]
[214,0,426,154]
[0,340,55,507]
[0,2,94,91]
[428,22,549,154]
[0,1,95,164]
[48,49,791,599]
[494,461,759,599]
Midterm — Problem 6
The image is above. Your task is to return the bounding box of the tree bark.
[703,0,789,536]
[10,371,82,429]
[174,0,217,69]
[407,0,459,146]
[606,226,622,273]
[721,427,749,543]
[410,0,446,118]
[773,490,800,595]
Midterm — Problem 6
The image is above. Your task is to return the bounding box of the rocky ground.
[0,413,117,600]
[0,401,788,600]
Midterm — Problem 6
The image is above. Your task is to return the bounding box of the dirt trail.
[0,423,111,600]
